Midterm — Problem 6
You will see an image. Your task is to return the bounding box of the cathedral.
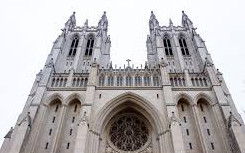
[1,11,245,153]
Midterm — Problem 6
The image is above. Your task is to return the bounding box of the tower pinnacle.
[149,11,159,31]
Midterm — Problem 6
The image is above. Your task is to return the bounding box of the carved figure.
[18,112,31,127]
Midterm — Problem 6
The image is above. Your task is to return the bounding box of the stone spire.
[64,12,76,30]
[149,11,159,31]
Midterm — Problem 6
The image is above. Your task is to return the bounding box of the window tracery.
[85,35,95,56]
[108,114,149,152]
[68,36,79,56]
[179,36,189,56]
[163,36,173,56]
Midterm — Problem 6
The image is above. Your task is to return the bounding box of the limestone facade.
[1,11,245,153]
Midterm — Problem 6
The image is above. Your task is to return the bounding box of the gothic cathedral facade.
[1,11,245,153]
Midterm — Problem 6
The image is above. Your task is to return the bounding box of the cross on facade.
[126,59,131,67]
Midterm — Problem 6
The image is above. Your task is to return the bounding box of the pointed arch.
[196,94,222,152]
[176,93,203,152]
[92,92,165,135]
[57,94,82,152]
[65,93,84,105]
[175,92,194,105]
[43,93,64,106]
[194,93,215,105]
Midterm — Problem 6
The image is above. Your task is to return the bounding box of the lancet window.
[68,36,79,56]
[117,76,123,86]
[153,75,160,86]
[179,36,190,56]
[135,76,142,86]
[163,36,173,56]
[99,75,105,86]
[144,76,150,86]
[107,76,114,86]
[126,76,132,86]
[85,35,95,56]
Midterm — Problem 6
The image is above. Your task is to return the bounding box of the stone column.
[191,104,208,153]
[172,33,185,71]
[28,104,48,153]
[86,130,101,153]
[169,111,186,153]
[183,69,191,87]
[159,61,180,153]
[211,104,231,152]
[229,118,245,152]
[7,114,31,153]
[67,69,74,87]
[73,107,89,153]
[50,104,67,153]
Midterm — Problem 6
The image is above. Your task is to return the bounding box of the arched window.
[85,35,95,56]
[126,76,132,86]
[117,76,123,86]
[68,36,79,56]
[153,75,160,86]
[163,36,173,56]
[135,76,141,86]
[99,76,105,86]
[144,76,150,86]
[179,36,189,56]
[84,78,88,86]
[108,76,114,86]
[170,78,174,86]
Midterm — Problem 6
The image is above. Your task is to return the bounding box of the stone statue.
[79,111,88,126]
[65,12,76,30]
[169,112,181,127]
[205,57,213,67]
[160,58,168,67]
[18,112,31,127]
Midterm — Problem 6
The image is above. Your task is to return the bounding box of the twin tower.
[1,11,245,153]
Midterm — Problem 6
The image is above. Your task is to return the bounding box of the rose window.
[109,114,149,151]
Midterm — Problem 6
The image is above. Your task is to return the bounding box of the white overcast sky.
[0,0,245,145]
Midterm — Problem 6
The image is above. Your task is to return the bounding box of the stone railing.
[189,73,209,87]
[169,72,210,88]
[49,73,89,88]
[97,67,162,87]
[169,73,187,87]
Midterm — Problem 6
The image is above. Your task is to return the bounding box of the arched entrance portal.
[89,92,166,153]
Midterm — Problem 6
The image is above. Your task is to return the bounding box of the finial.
[102,11,107,19]
[149,11,159,31]
[84,19,88,27]
[169,18,173,25]
[98,11,108,29]
[150,11,155,20]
